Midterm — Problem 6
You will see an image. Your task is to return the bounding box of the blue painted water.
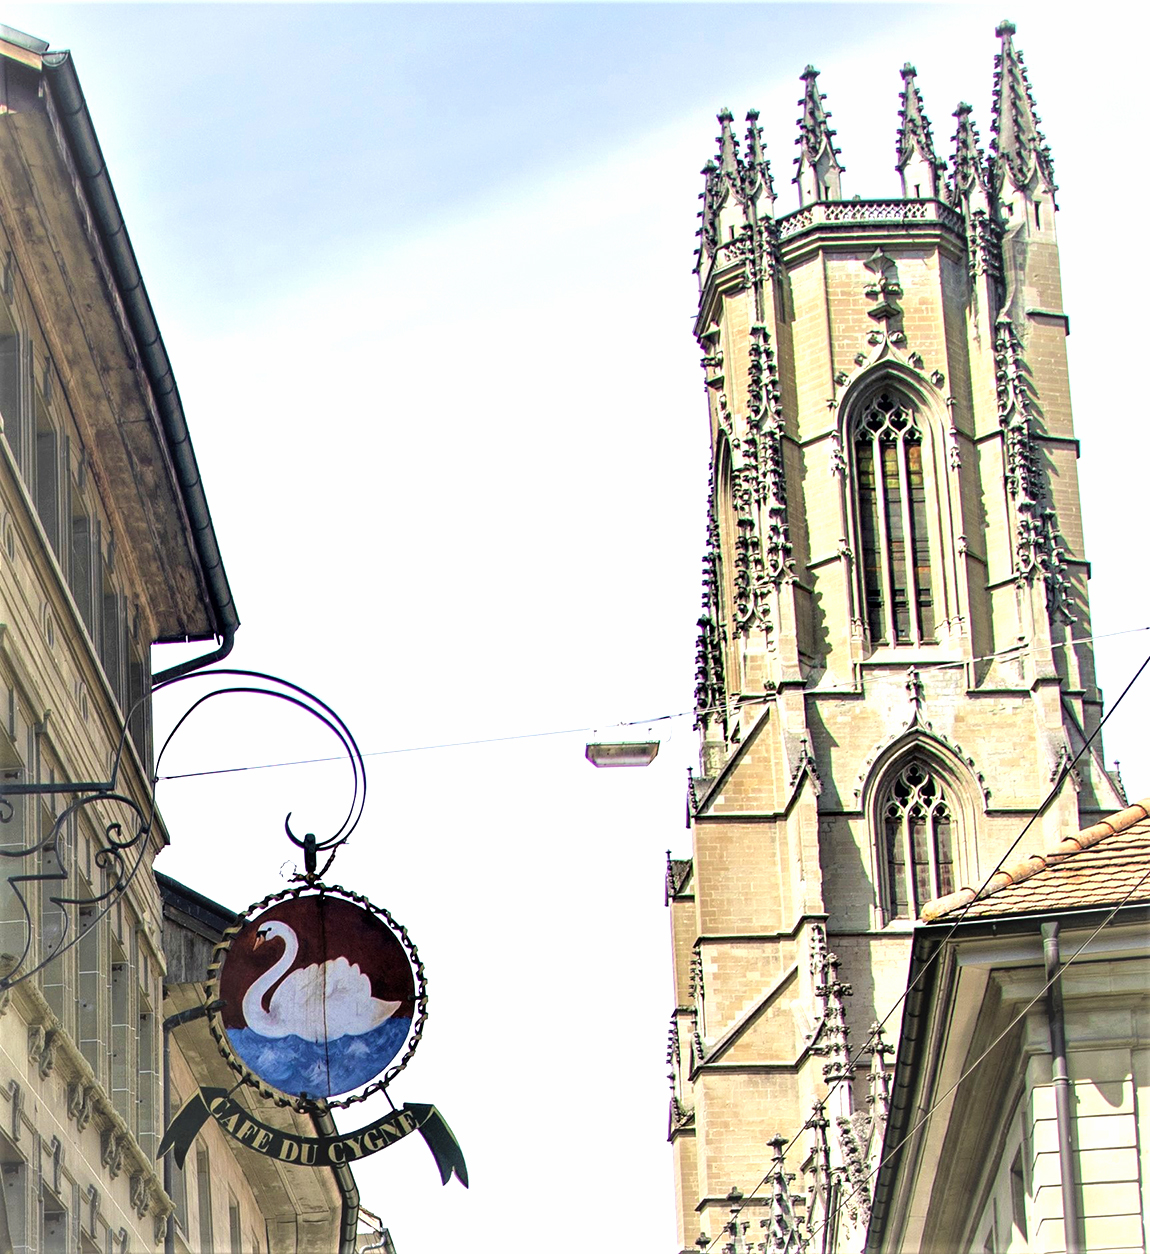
[226,1017,412,1098]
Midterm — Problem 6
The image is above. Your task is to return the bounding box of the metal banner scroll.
[159,1090,467,1184]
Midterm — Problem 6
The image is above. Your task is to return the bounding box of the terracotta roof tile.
[921,799,1150,923]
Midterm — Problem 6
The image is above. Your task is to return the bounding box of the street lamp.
[584,738,660,767]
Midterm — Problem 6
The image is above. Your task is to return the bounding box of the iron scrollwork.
[0,668,368,992]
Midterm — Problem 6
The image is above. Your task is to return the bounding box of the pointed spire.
[816,950,854,1088]
[794,66,844,206]
[990,20,1056,202]
[896,63,943,199]
[717,107,739,178]
[709,110,748,248]
[742,109,776,218]
[947,102,992,213]
[766,1135,806,1254]
[723,1188,747,1254]
[866,1022,894,1121]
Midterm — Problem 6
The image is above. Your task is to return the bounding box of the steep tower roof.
[794,65,843,205]
[896,63,942,199]
[990,19,1056,201]
[947,102,992,213]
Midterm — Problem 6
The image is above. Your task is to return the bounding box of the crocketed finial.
[990,19,1057,202]
[794,65,844,206]
[896,62,943,199]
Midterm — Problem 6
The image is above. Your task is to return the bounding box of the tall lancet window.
[854,391,935,645]
[882,762,955,919]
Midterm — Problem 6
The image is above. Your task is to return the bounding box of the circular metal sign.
[208,887,423,1106]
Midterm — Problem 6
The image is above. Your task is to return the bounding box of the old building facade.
[868,801,1150,1254]
[0,25,345,1254]
[666,22,1133,1252]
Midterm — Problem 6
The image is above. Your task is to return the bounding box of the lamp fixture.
[585,740,660,768]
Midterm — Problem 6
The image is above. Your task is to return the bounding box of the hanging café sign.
[148,672,467,1187]
[0,668,466,1184]
[160,882,466,1186]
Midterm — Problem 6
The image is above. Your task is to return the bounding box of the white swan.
[241,920,402,1043]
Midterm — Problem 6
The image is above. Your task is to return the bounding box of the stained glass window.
[882,762,955,918]
[854,392,935,645]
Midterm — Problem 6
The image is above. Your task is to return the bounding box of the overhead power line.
[155,625,1148,781]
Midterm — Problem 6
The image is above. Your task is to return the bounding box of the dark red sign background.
[218,895,416,1030]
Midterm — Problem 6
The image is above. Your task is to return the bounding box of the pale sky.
[5,4,1148,1250]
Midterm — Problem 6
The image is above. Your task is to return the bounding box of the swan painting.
[242,920,402,1042]
[219,896,416,1099]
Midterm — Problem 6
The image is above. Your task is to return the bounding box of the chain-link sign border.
[205,881,428,1112]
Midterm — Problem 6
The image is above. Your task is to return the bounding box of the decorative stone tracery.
[994,314,1072,621]
[695,490,729,737]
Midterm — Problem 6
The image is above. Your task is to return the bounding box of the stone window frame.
[840,376,953,654]
[879,759,956,920]
[849,387,938,647]
[865,739,979,927]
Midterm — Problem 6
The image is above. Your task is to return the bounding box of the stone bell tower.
[665,23,1123,1252]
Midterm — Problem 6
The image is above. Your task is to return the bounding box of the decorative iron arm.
[0,668,368,990]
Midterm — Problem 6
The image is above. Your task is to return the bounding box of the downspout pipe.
[162,1003,213,1254]
[151,622,236,687]
[1041,921,1082,1254]
[311,1103,361,1254]
[39,51,240,669]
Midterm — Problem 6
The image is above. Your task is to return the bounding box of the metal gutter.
[310,1104,361,1254]
[38,49,239,668]
[864,927,940,1253]
[1041,922,1083,1254]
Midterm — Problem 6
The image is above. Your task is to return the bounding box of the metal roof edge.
[155,868,238,934]
[39,50,239,643]
[864,926,941,1253]
[0,24,48,55]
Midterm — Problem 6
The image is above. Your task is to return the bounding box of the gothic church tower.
[666,24,1123,1250]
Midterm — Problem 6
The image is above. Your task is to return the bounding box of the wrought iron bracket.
[0,668,368,991]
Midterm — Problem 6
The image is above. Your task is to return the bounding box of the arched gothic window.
[882,761,955,919]
[853,391,935,645]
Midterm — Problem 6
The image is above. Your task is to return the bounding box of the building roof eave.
[39,48,238,645]
[866,898,1150,1250]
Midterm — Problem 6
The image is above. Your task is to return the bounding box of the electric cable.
[152,624,1148,781]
